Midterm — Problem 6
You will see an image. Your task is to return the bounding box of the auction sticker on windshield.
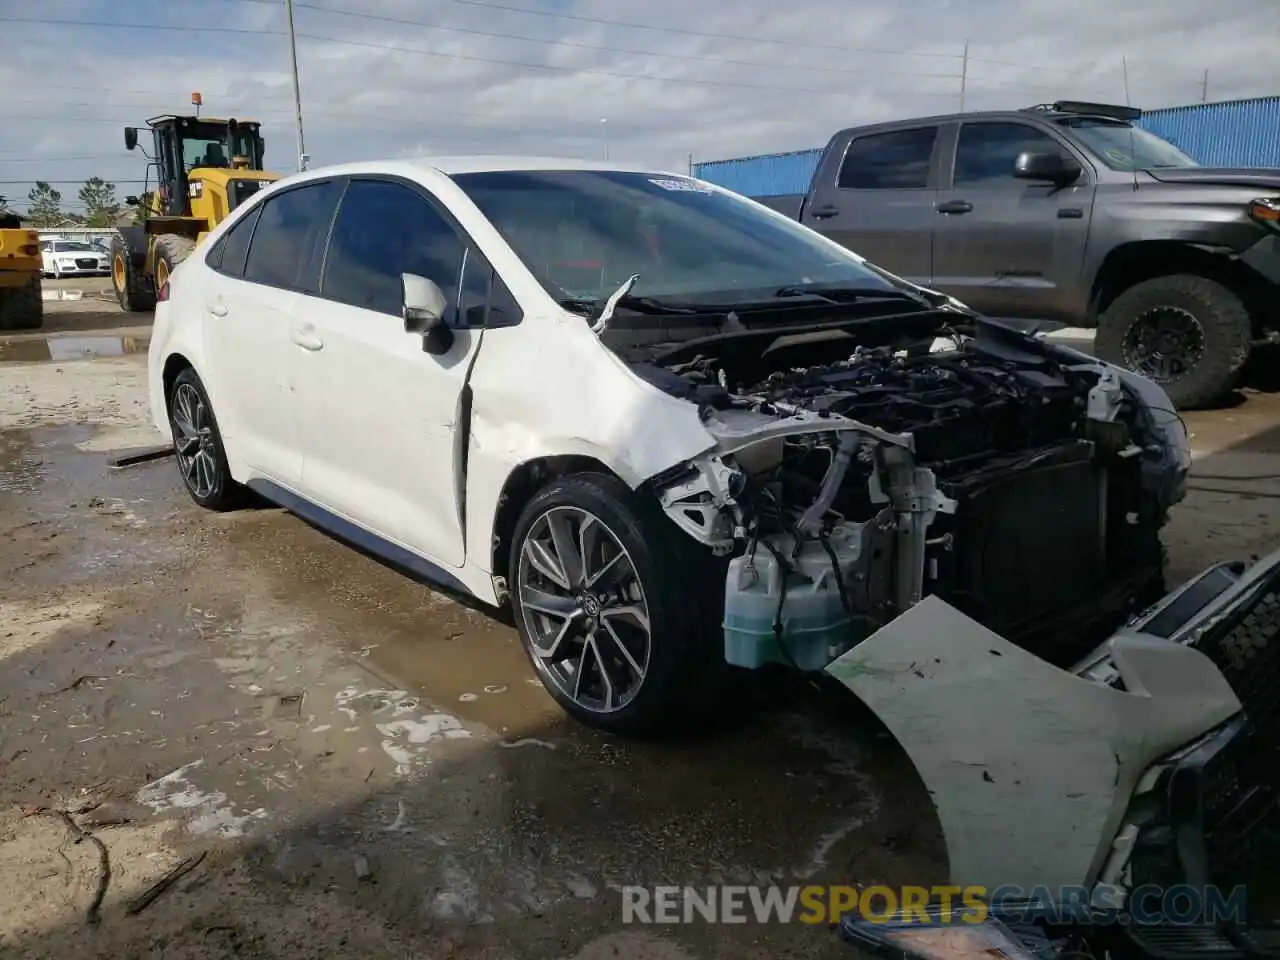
[648,177,714,192]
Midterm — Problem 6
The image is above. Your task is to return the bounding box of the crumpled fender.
[826,595,1240,894]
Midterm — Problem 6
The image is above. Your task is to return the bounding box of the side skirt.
[246,478,474,599]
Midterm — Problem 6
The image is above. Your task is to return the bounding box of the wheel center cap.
[581,595,601,618]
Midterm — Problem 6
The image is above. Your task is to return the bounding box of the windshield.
[55,241,93,251]
[182,124,262,170]
[1058,117,1198,171]
[450,170,899,306]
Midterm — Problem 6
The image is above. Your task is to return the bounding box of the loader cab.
[124,116,266,219]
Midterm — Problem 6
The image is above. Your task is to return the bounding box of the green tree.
[78,177,121,227]
[26,181,62,227]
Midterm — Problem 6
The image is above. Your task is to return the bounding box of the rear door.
[201,178,343,483]
[931,120,1095,321]
[799,124,941,284]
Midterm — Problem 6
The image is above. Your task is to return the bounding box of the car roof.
[836,107,1129,138]
[277,155,686,186]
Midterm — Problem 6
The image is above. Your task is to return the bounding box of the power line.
[224,0,962,82]
[0,15,962,96]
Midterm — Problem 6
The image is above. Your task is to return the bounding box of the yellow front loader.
[111,111,280,311]
[0,211,42,330]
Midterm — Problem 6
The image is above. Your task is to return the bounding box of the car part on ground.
[831,547,1280,960]
[112,112,278,312]
[0,215,43,331]
[742,100,1280,410]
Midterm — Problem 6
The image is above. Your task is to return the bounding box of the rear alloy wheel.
[509,473,727,737]
[1096,274,1252,410]
[167,368,243,511]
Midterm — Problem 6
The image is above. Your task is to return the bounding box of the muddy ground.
[1,281,1278,959]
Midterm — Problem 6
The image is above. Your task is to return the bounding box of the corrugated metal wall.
[694,95,1280,196]
[693,148,822,198]
[1138,96,1280,167]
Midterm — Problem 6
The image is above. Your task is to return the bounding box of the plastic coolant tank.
[723,524,862,672]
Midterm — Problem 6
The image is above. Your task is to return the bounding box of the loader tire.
[0,274,43,331]
[153,234,196,294]
[111,233,155,313]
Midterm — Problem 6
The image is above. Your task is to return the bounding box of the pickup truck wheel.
[1096,274,1251,410]
[509,472,727,737]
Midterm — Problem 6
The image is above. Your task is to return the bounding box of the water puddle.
[0,334,150,363]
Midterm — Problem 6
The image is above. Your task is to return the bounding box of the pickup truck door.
[799,124,940,284]
[931,119,1095,323]
[289,177,484,569]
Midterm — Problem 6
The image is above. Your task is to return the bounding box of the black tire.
[110,232,155,312]
[1096,274,1252,410]
[167,367,244,512]
[507,472,728,737]
[153,234,196,293]
[0,274,43,330]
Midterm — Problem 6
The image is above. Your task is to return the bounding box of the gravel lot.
[0,283,1277,959]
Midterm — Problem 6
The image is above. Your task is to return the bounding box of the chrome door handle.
[290,329,324,351]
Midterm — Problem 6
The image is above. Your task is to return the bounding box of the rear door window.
[321,179,466,319]
[242,180,343,293]
[838,127,939,189]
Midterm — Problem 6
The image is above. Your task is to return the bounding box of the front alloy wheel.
[517,506,651,715]
[508,472,728,737]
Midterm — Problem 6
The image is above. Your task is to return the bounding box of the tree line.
[22,178,144,229]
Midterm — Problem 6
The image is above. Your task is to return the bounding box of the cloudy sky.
[0,0,1273,213]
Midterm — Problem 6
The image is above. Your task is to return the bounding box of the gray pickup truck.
[753,101,1280,408]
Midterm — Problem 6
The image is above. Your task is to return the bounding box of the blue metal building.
[693,95,1280,197]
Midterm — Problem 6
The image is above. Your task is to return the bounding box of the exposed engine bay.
[619,313,1190,669]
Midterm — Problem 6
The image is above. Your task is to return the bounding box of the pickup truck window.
[954,122,1064,186]
[837,127,938,190]
[452,170,894,304]
[1056,117,1197,172]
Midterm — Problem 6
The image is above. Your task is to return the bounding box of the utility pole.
[1201,69,1209,103]
[958,40,969,112]
[601,119,609,161]
[1121,55,1132,106]
[285,0,308,171]
[687,152,694,175]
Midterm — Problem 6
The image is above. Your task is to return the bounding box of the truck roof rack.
[1023,100,1142,122]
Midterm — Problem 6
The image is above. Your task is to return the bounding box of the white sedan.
[146,156,1190,736]
[41,238,111,278]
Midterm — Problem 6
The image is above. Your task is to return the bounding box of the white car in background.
[41,238,110,278]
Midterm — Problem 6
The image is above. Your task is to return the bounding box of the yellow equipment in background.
[110,105,279,311]
[0,211,42,330]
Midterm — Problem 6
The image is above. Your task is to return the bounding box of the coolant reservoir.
[723,524,862,672]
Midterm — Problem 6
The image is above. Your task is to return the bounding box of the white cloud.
[0,0,1273,208]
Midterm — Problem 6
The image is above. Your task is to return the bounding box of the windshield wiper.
[774,283,928,305]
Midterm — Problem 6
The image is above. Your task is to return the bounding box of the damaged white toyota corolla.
[148,157,1192,739]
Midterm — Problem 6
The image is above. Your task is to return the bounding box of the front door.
[290,177,480,568]
[931,120,1095,322]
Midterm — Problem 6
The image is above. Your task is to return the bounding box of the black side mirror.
[402,273,454,355]
[1013,151,1081,185]
[124,127,138,151]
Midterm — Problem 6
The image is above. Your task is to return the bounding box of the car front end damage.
[636,314,1190,671]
